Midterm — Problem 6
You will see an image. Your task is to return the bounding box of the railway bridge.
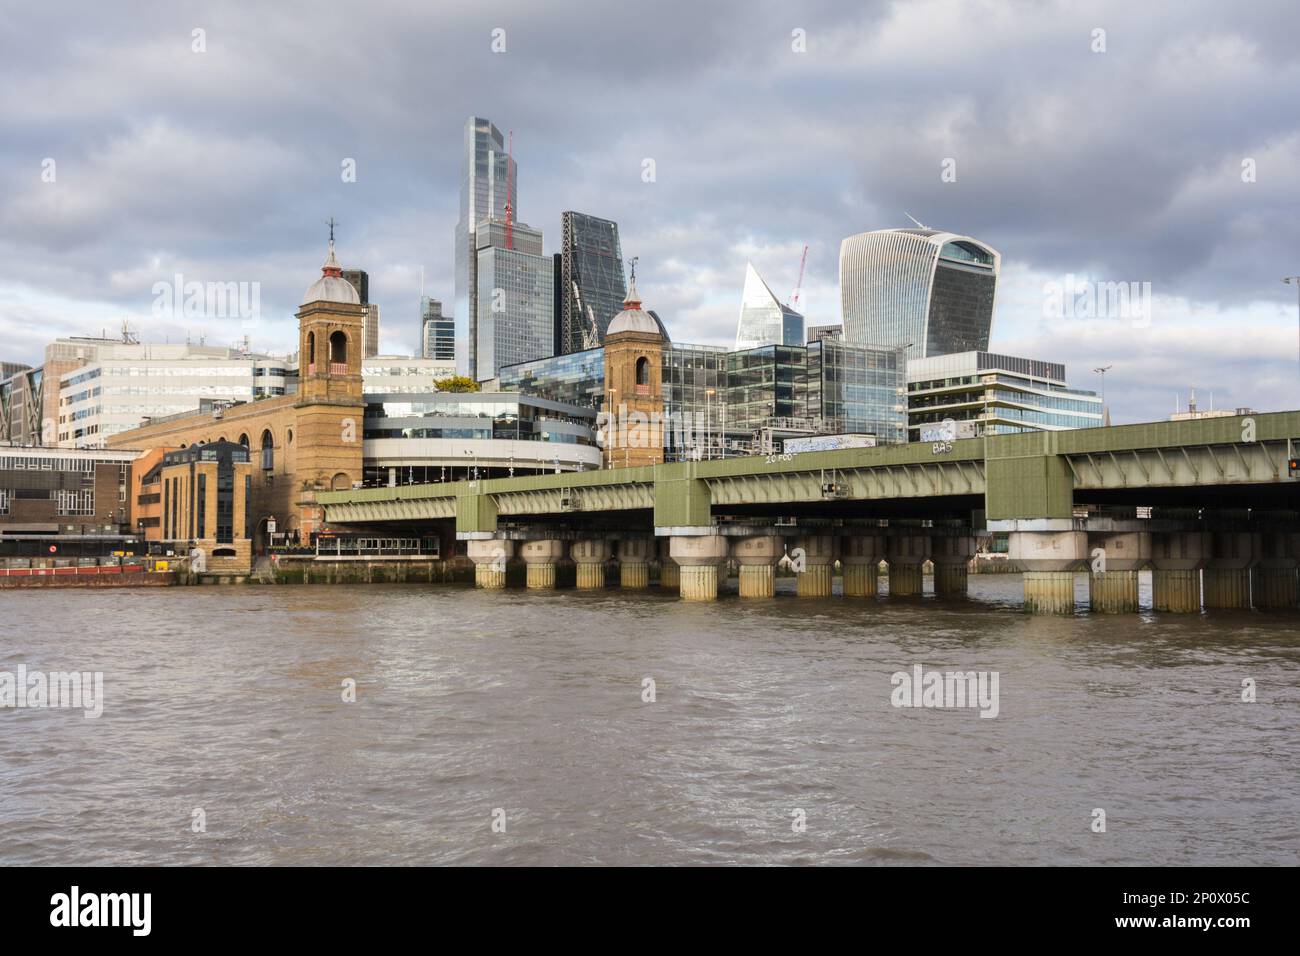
[316,410,1300,613]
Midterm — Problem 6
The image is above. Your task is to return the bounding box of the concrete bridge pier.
[1007,524,1086,614]
[571,539,611,590]
[656,537,679,590]
[886,535,930,596]
[520,539,566,589]
[1203,532,1258,609]
[840,534,884,597]
[731,535,783,598]
[931,533,976,597]
[1252,531,1299,608]
[794,535,838,597]
[1087,531,1150,613]
[1151,532,1210,612]
[618,537,652,589]
[467,538,514,589]
[670,534,730,601]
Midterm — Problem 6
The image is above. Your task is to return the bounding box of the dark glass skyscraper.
[559,212,627,354]
[455,117,517,379]
[839,227,1000,362]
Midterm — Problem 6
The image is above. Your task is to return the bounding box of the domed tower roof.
[301,236,360,306]
[606,269,669,340]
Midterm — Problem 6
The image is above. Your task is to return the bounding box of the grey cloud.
[0,0,1296,424]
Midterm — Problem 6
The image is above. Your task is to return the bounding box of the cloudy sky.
[2,0,1298,422]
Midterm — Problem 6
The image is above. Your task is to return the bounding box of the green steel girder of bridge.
[316,410,1300,534]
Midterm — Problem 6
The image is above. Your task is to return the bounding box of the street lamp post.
[1283,277,1300,382]
[720,401,727,459]
[1093,365,1113,424]
[605,386,618,469]
[705,388,715,461]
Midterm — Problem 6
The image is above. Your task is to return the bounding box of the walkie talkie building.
[839,228,1000,361]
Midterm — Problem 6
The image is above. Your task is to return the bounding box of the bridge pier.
[618,538,652,589]
[1008,525,1087,614]
[571,539,610,590]
[886,535,930,596]
[840,534,884,597]
[656,538,679,590]
[794,535,838,597]
[731,535,782,598]
[467,538,514,589]
[931,533,976,597]
[1203,532,1257,610]
[1087,531,1150,613]
[1151,532,1210,612]
[520,539,565,589]
[670,534,730,601]
[1252,531,1299,608]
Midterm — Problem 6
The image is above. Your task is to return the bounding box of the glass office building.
[421,297,454,363]
[500,338,906,457]
[1,365,44,445]
[474,220,553,380]
[360,390,601,483]
[500,347,606,409]
[807,339,906,441]
[724,341,906,443]
[560,212,627,354]
[724,345,806,430]
[454,117,517,380]
[734,262,804,350]
[907,351,1102,439]
[839,227,1000,361]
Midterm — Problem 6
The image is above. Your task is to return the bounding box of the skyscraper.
[475,219,553,380]
[421,297,454,363]
[734,262,804,350]
[559,212,627,354]
[341,269,369,304]
[839,227,1000,361]
[454,117,517,380]
[342,269,380,357]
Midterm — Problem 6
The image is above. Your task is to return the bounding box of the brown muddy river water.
[2,575,1297,865]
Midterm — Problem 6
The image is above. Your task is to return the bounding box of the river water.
[2,575,1297,866]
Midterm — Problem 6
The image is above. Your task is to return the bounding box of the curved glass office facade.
[839,228,999,361]
[364,392,596,445]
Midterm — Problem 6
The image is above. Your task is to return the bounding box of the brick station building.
[107,238,367,566]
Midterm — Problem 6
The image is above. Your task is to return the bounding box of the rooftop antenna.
[904,212,927,229]
[420,265,425,299]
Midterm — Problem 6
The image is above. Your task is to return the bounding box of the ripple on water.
[2,579,1298,865]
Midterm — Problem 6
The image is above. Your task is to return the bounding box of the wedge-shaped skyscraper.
[734,262,804,351]
[839,228,1000,361]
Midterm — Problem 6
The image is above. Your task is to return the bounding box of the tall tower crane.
[504,130,514,250]
[790,244,808,311]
